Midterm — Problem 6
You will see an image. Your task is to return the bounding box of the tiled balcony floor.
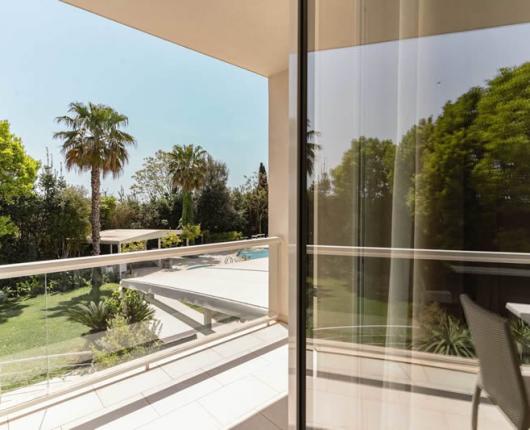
[4,323,288,430]
[2,322,516,430]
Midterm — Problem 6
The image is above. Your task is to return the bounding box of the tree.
[414,89,482,250]
[0,121,39,239]
[37,161,90,259]
[306,120,321,177]
[197,157,240,234]
[168,144,207,227]
[330,136,395,246]
[240,173,268,236]
[131,150,174,202]
[54,102,136,258]
[0,162,90,263]
[258,162,268,191]
[471,63,530,251]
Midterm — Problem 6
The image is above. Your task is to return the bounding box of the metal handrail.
[0,237,281,280]
[308,245,530,265]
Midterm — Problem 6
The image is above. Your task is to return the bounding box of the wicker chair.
[460,294,530,429]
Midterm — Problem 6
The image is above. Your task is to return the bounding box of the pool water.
[237,248,269,260]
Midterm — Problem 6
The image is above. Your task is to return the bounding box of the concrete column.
[268,69,289,322]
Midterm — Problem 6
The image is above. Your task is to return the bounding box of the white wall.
[268,69,289,322]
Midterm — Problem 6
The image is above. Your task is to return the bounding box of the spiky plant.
[68,301,112,333]
[415,312,475,357]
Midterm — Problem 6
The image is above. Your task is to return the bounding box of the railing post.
[269,241,281,318]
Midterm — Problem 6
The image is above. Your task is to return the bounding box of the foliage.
[414,303,474,358]
[306,120,321,177]
[68,301,113,333]
[3,277,43,299]
[0,120,39,239]
[197,157,241,234]
[168,144,207,226]
[237,171,268,236]
[131,150,175,202]
[120,241,146,253]
[204,231,244,243]
[180,224,202,245]
[91,315,161,369]
[0,161,90,263]
[510,318,530,363]
[68,289,154,332]
[161,232,182,248]
[105,289,155,324]
[54,102,136,261]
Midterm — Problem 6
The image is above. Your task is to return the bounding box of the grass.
[310,276,411,345]
[0,283,118,391]
[0,283,118,359]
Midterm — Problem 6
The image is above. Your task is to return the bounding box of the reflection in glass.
[305,7,530,429]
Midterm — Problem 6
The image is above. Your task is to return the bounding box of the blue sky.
[308,23,530,172]
[0,0,268,194]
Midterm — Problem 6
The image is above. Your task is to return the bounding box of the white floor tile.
[252,324,288,344]
[161,349,225,380]
[211,335,264,359]
[97,399,159,430]
[8,409,46,430]
[260,345,288,365]
[40,392,103,429]
[252,359,288,394]
[138,402,220,430]
[147,378,222,416]
[260,397,287,430]
[230,412,280,430]
[96,368,171,408]
[212,356,269,386]
[198,376,280,428]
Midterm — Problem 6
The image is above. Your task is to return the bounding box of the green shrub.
[68,289,154,332]
[161,232,181,249]
[181,224,201,245]
[511,318,530,363]
[11,277,44,298]
[205,231,243,243]
[121,241,147,253]
[91,315,161,369]
[68,301,113,333]
[414,303,475,358]
[105,290,155,324]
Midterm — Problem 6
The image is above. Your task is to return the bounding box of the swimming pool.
[237,247,269,260]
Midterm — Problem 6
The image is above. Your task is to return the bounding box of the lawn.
[0,283,118,391]
[0,283,118,360]
[311,276,411,345]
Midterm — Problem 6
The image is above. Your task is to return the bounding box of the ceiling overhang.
[63,0,530,77]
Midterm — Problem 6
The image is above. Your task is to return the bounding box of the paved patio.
[2,320,517,429]
[3,323,288,430]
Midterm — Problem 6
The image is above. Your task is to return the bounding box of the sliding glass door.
[300,1,530,428]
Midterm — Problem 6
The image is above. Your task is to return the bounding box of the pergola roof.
[93,229,181,245]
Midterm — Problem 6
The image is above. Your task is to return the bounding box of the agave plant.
[105,290,155,325]
[510,318,530,363]
[68,301,112,333]
[414,304,475,358]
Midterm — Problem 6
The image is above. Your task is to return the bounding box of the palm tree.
[307,120,321,177]
[168,144,207,227]
[54,102,135,259]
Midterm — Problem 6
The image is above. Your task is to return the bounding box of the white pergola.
[92,229,181,253]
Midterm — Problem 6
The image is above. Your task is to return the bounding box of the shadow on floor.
[230,396,287,430]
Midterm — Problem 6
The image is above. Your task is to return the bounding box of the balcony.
[0,238,288,429]
[0,239,522,429]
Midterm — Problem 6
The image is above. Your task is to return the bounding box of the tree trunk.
[90,166,102,297]
[181,191,193,226]
[90,166,102,255]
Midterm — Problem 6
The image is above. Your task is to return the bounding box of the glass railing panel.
[0,241,272,412]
